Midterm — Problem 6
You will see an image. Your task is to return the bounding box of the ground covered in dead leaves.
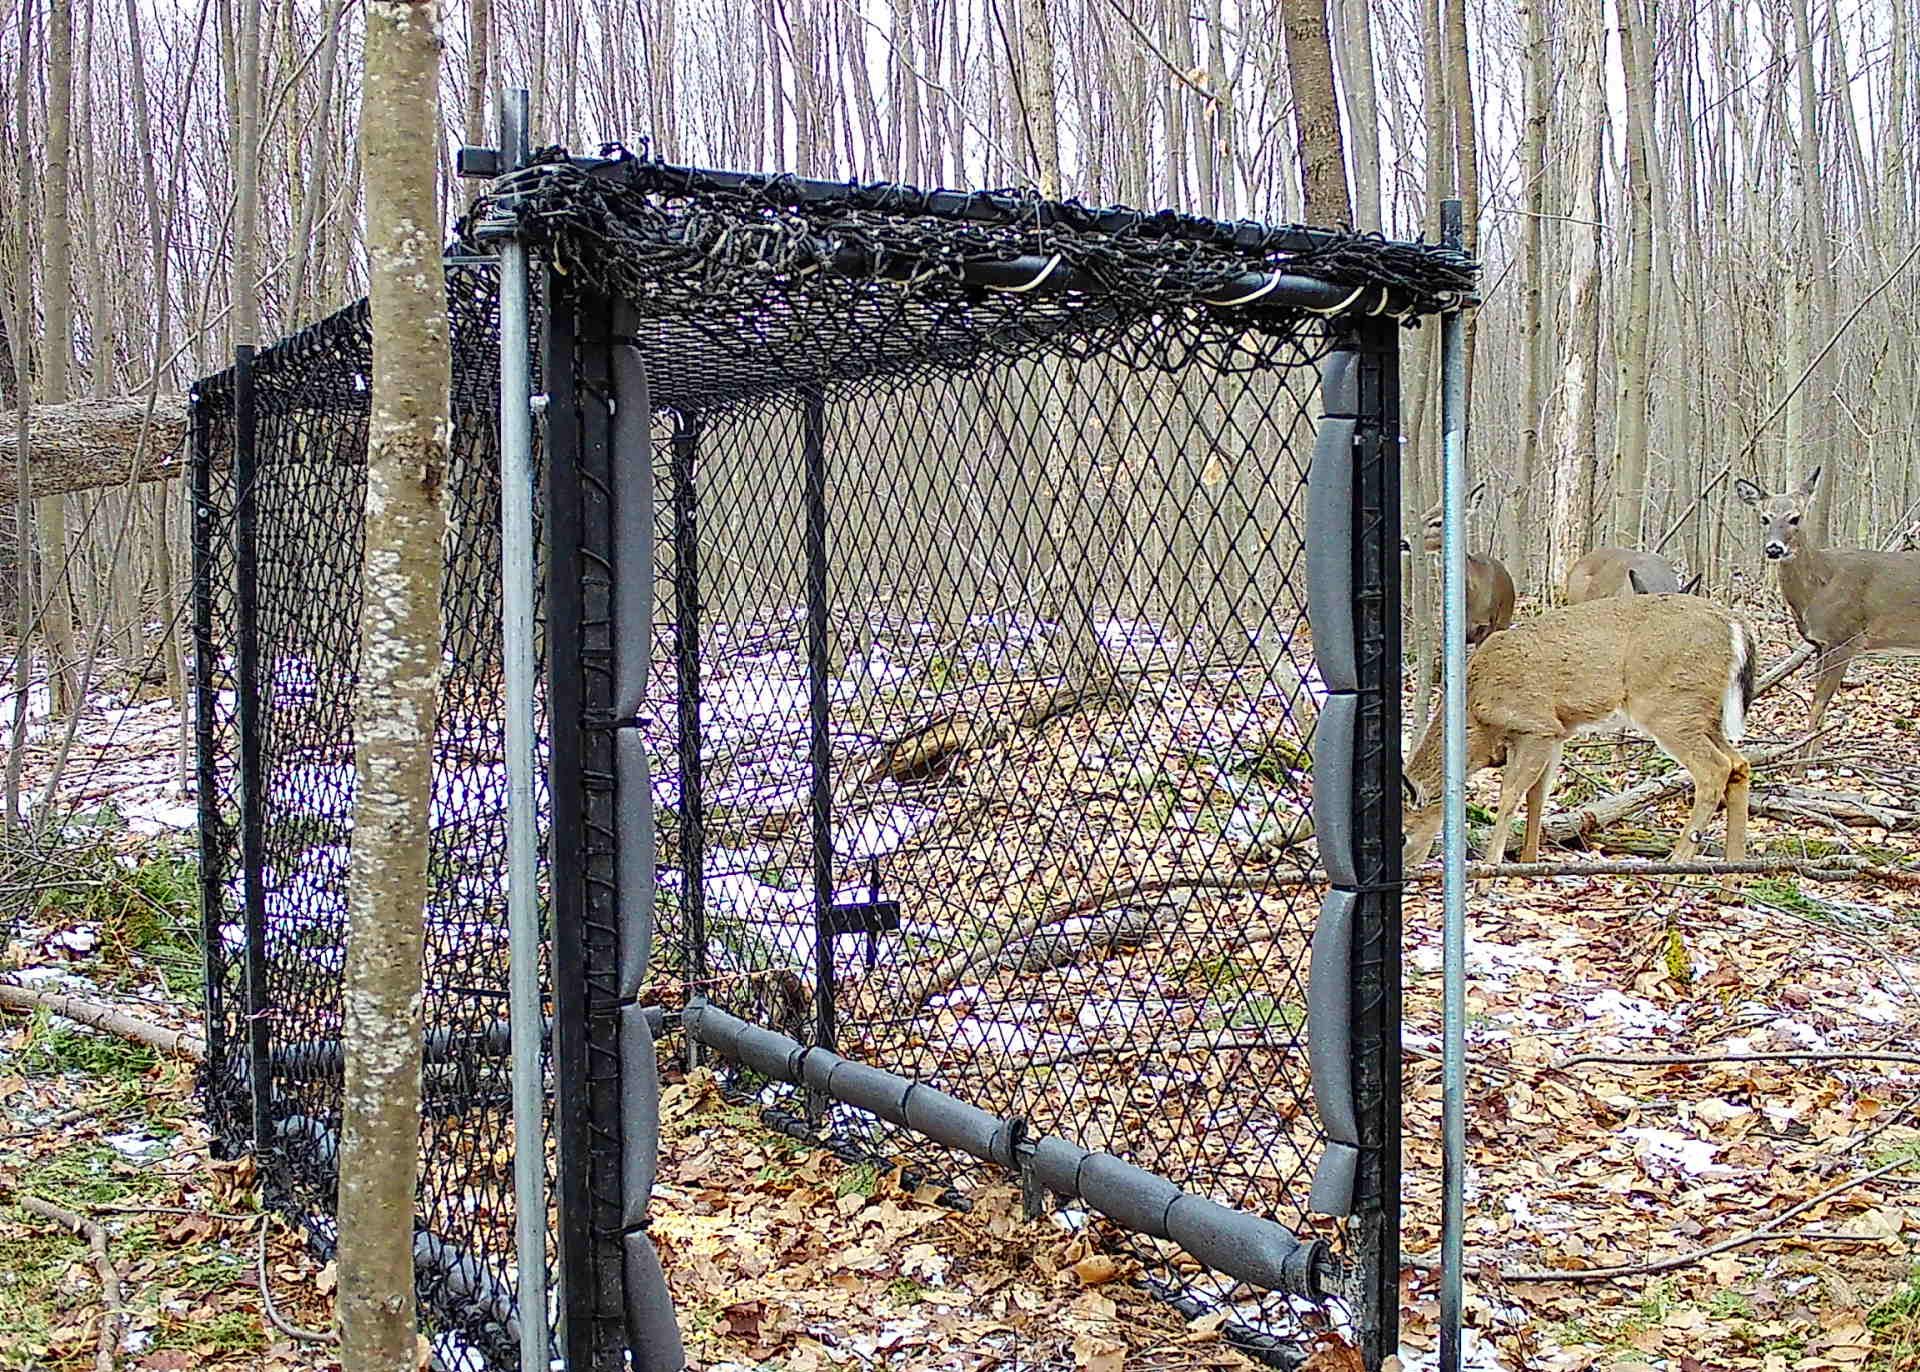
[3,613,1919,1372]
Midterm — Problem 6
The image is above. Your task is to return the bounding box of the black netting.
[199,157,1442,1372]
[193,266,553,1368]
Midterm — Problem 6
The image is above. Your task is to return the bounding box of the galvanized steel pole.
[1438,198,1470,1372]
[496,87,552,1372]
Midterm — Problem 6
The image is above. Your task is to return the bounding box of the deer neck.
[1775,533,1836,627]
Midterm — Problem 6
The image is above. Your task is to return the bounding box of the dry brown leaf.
[1072,1253,1124,1286]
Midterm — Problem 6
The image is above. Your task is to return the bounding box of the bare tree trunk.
[39,0,81,718]
[1019,0,1061,197]
[1544,0,1605,593]
[1611,0,1655,544]
[1332,0,1382,232]
[337,2,449,1369]
[233,0,262,345]
[1515,0,1549,585]
[1443,0,1479,406]
[1281,0,1352,225]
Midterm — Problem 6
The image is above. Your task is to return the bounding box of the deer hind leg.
[1722,744,1751,862]
[1485,735,1559,868]
[1641,721,1732,861]
[1518,740,1565,864]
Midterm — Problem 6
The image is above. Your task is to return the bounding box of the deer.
[1733,467,1920,744]
[1402,594,1757,869]
[1400,486,1516,647]
[1564,547,1702,604]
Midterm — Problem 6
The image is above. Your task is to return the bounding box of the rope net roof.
[456,148,1476,412]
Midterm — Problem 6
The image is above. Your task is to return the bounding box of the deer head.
[1733,466,1821,562]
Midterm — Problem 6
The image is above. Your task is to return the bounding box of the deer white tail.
[1722,621,1756,745]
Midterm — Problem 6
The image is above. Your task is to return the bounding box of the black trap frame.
[192,134,1473,1372]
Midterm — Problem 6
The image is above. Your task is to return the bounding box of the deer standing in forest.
[1734,467,1920,746]
[1402,595,1757,868]
[1402,486,1516,646]
[1564,547,1701,604]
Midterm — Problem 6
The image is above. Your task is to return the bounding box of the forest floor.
[2,613,1919,1372]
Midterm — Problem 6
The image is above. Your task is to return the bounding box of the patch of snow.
[102,1130,170,1158]
[1396,1329,1515,1370]
[1623,1126,1736,1179]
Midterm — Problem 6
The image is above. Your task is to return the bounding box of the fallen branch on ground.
[1540,739,1806,846]
[1755,642,1817,698]
[1446,855,1920,885]
[18,1195,127,1372]
[1487,1157,1910,1284]
[0,983,206,1059]
[1558,1050,1920,1072]
[257,1219,337,1344]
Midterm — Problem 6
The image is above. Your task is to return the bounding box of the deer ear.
[1797,465,1822,498]
[1733,478,1765,508]
[1680,572,1703,595]
[1628,568,1647,595]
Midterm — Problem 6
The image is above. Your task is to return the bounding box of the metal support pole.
[802,391,834,1063]
[1438,197,1470,1372]
[494,87,552,1372]
[232,345,274,1163]
[671,414,705,1015]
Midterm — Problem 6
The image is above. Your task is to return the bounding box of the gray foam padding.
[609,302,655,722]
[1075,1153,1181,1238]
[1029,1137,1091,1196]
[1164,1194,1310,1296]
[904,1089,1014,1164]
[620,1004,660,1227]
[615,729,655,1000]
[1320,349,1359,416]
[623,1232,687,1372]
[1306,415,1359,692]
[1308,889,1359,1146]
[1312,694,1358,888]
[823,1060,914,1127]
[1309,1142,1360,1217]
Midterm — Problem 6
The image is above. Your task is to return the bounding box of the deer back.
[1565,547,1682,604]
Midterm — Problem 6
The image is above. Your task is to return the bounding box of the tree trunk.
[0,396,192,501]
[1019,0,1061,196]
[1281,0,1352,225]
[1611,0,1655,544]
[337,3,449,1369]
[233,0,262,345]
[39,0,81,718]
[1543,0,1605,594]
[1516,0,1549,587]
[1333,0,1383,232]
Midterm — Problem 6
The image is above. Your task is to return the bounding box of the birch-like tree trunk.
[1515,0,1550,583]
[337,2,449,1368]
[1332,0,1382,232]
[1543,0,1605,593]
[1611,0,1655,544]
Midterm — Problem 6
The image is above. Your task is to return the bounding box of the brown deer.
[1402,487,1516,646]
[1733,467,1920,742]
[1402,595,1757,868]
[1564,547,1702,604]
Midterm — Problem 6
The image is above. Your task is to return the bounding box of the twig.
[1558,1050,1920,1072]
[1443,856,1919,884]
[0,982,206,1059]
[1489,1157,1911,1283]
[257,1218,337,1345]
[18,1194,127,1372]
[87,1203,257,1222]
[1755,642,1818,699]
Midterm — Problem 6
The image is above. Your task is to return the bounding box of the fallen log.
[0,394,192,500]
